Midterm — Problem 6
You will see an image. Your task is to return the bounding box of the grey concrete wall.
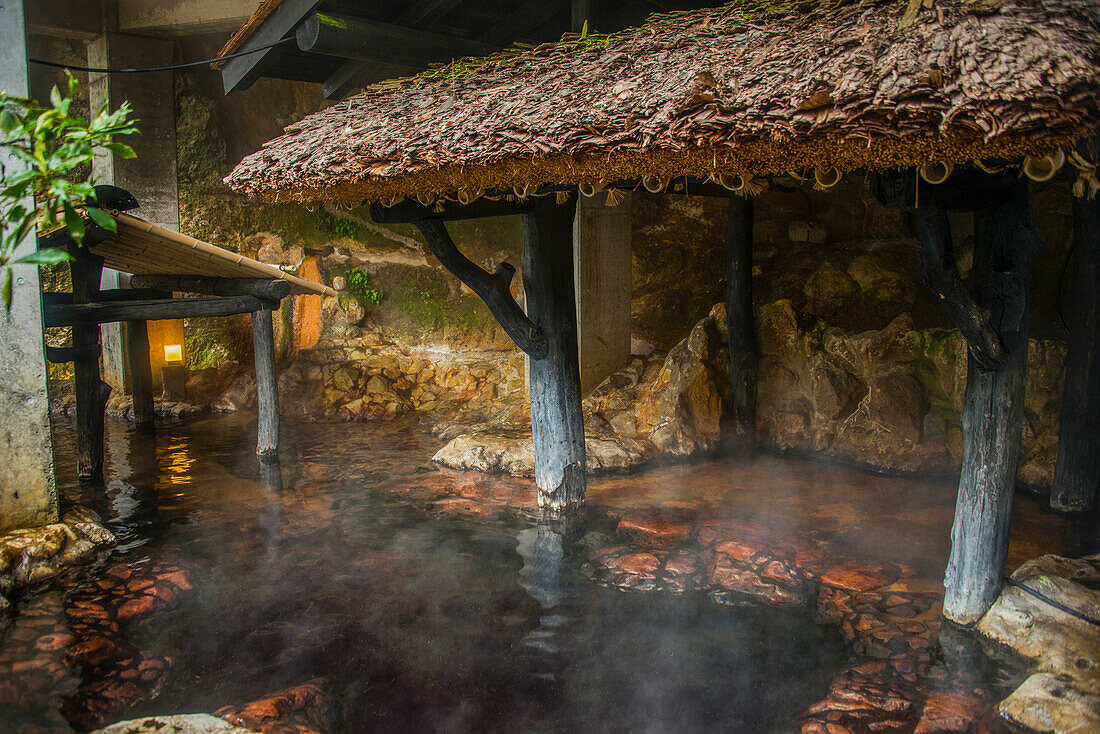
[574,193,632,394]
[88,33,178,392]
[0,0,59,531]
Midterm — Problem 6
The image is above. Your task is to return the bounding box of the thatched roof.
[225,0,1100,207]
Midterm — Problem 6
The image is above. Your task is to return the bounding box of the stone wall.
[169,58,1073,488]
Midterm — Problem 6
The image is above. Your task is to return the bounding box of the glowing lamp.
[164,344,183,363]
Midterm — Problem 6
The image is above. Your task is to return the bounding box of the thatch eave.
[225,0,1100,206]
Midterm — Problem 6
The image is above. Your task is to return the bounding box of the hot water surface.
[11,415,847,732]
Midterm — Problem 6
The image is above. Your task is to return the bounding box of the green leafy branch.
[0,72,137,308]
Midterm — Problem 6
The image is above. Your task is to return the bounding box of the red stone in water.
[762,559,800,586]
[432,498,496,517]
[147,584,177,603]
[34,633,74,651]
[616,513,692,548]
[615,552,662,576]
[126,578,154,592]
[66,636,124,667]
[713,538,767,565]
[914,691,987,734]
[116,595,157,620]
[663,552,699,577]
[820,562,899,592]
[157,569,194,591]
[696,518,769,547]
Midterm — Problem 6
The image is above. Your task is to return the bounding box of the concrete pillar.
[573,192,632,394]
[87,33,178,393]
[0,0,59,531]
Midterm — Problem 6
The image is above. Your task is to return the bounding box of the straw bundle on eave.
[224,0,1100,207]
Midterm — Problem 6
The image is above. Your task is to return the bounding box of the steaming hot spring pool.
[2,412,1091,733]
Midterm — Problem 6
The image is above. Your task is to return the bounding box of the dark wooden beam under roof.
[480,0,568,46]
[296,12,498,65]
[222,0,325,94]
[398,0,466,27]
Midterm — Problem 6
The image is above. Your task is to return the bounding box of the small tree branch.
[413,217,548,359]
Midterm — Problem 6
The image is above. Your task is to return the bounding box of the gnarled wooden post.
[378,196,585,512]
[69,245,111,480]
[1051,186,1099,512]
[872,170,1039,624]
[939,180,1040,624]
[726,194,757,447]
[523,196,586,512]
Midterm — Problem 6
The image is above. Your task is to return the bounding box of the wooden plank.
[42,288,168,305]
[413,218,548,358]
[726,194,757,447]
[91,213,334,296]
[45,344,100,363]
[221,0,324,93]
[523,196,587,512]
[129,274,290,300]
[45,295,274,327]
[942,179,1040,625]
[252,309,280,459]
[1051,187,1100,512]
[126,320,155,433]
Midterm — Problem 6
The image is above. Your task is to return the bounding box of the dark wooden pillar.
[1051,191,1100,512]
[252,308,279,459]
[125,320,155,433]
[726,194,757,447]
[69,247,111,480]
[941,180,1040,624]
[523,196,586,512]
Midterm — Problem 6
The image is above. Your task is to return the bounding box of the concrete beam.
[88,33,179,393]
[0,0,59,531]
[574,192,632,394]
[25,0,102,41]
[117,0,257,37]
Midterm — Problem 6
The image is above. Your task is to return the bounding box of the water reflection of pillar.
[517,517,582,681]
[258,459,285,568]
[104,423,159,549]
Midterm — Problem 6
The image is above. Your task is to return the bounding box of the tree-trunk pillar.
[726,194,757,446]
[523,196,586,512]
[942,180,1040,625]
[70,249,111,480]
[125,320,155,433]
[252,308,279,459]
[1051,191,1099,512]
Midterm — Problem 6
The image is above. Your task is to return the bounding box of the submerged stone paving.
[577,511,982,733]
